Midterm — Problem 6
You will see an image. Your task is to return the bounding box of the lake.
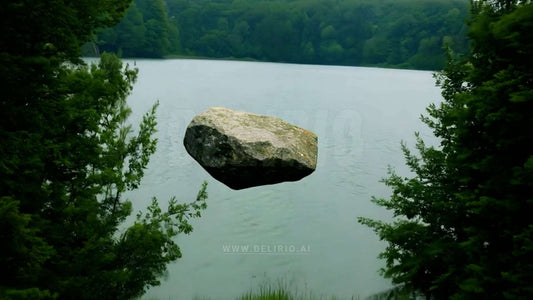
[120,59,442,299]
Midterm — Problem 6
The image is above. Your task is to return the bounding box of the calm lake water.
[120,59,442,299]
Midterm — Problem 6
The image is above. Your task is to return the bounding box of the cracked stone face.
[183,107,318,189]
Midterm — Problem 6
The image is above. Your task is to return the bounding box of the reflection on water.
[120,59,442,299]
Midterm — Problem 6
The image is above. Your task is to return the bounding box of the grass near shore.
[234,286,356,300]
[185,280,359,300]
[191,290,354,300]
[150,282,411,300]
[233,286,413,300]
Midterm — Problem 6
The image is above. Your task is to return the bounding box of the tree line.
[93,0,470,70]
[1,1,206,299]
[89,0,181,58]
[360,0,533,298]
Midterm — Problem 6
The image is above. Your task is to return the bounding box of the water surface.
[121,59,442,299]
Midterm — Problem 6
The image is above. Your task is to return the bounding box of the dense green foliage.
[359,0,533,298]
[0,1,206,299]
[96,0,469,70]
[95,0,181,57]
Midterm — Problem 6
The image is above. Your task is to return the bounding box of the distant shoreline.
[84,54,439,71]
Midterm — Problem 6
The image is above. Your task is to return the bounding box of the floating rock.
[183,107,318,189]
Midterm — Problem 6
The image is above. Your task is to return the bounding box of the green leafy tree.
[1,1,207,299]
[99,1,147,56]
[253,10,299,62]
[359,1,533,299]
[97,0,178,58]
[138,0,171,57]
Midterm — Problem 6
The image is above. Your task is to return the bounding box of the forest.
[93,0,470,70]
[2,0,532,299]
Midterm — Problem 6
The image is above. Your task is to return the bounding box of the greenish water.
[121,59,441,299]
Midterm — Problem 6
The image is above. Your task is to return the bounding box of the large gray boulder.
[183,107,318,189]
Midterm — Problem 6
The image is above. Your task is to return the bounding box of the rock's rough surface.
[184,107,318,189]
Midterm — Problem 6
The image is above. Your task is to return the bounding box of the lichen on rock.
[183,107,318,189]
